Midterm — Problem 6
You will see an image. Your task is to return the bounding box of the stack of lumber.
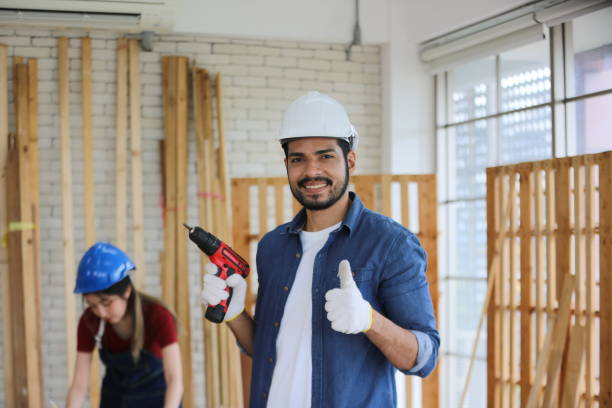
[1,47,44,408]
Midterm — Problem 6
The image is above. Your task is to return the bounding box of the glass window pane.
[500,40,551,111]
[572,92,612,154]
[450,57,496,122]
[571,7,612,97]
[452,119,492,199]
[500,107,552,164]
[443,356,486,408]
[450,200,487,279]
[445,279,487,356]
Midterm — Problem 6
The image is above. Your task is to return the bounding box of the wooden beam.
[418,176,438,408]
[193,68,221,408]
[128,39,145,290]
[161,56,176,308]
[0,42,15,408]
[115,38,128,249]
[560,324,586,408]
[9,60,44,408]
[59,36,77,382]
[600,152,612,407]
[584,159,596,404]
[519,167,533,407]
[81,37,100,408]
[487,168,499,408]
[525,274,575,408]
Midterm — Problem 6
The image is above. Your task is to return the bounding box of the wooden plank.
[215,72,232,236]
[232,178,253,408]
[174,56,193,408]
[534,165,546,353]
[274,179,285,227]
[80,36,101,408]
[600,152,612,407]
[6,135,33,407]
[81,38,95,248]
[161,56,176,308]
[555,160,571,296]
[258,179,268,238]
[26,57,44,408]
[13,61,44,408]
[400,177,410,229]
[418,176,438,408]
[500,172,510,407]
[59,36,78,382]
[487,168,500,408]
[519,167,533,407]
[584,160,596,404]
[353,177,375,210]
[0,43,15,408]
[115,38,128,249]
[194,67,221,408]
[560,324,586,408]
[545,166,557,325]
[128,39,145,290]
[509,171,518,408]
[192,67,213,408]
[381,174,392,217]
[573,159,585,325]
[525,274,575,408]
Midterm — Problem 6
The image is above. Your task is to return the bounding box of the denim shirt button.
[262,392,267,398]
[295,252,301,258]
[283,286,289,291]
[268,357,273,363]
[273,321,279,327]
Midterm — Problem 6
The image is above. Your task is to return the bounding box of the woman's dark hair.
[89,276,175,363]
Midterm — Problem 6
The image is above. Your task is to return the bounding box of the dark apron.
[95,320,169,408]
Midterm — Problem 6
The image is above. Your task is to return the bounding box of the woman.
[66,242,183,408]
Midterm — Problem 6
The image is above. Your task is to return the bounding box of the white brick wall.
[0,27,382,407]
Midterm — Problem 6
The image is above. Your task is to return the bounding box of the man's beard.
[289,165,350,211]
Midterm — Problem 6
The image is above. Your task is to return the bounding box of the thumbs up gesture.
[324,260,373,334]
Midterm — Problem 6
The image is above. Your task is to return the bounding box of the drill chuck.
[183,224,220,256]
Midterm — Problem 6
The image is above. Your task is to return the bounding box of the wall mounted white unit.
[0,0,176,32]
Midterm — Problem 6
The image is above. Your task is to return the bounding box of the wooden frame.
[487,152,611,407]
[231,174,439,408]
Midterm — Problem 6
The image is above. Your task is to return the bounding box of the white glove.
[324,260,372,334]
[201,263,247,322]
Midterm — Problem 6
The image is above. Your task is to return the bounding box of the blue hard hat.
[74,242,136,294]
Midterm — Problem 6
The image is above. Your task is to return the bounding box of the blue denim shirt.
[250,192,439,407]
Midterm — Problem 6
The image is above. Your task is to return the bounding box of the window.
[435,6,612,407]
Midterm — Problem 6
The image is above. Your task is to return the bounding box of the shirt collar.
[284,191,363,236]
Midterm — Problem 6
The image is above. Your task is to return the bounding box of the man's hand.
[324,260,372,334]
[201,263,246,322]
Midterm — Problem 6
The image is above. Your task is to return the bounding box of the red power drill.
[183,224,250,323]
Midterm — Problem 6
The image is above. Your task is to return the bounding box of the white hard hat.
[277,91,359,150]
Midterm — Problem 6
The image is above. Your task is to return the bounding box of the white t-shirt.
[267,222,341,408]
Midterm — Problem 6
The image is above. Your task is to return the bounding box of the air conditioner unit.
[0,0,175,32]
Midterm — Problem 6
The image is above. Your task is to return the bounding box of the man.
[201,91,439,407]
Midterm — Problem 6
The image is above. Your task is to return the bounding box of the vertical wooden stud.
[519,166,533,407]
[128,39,145,290]
[419,175,439,408]
[115,38,128,250]
[600,152,612,407]
[0,43,15,408]
[59,36,77,382]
